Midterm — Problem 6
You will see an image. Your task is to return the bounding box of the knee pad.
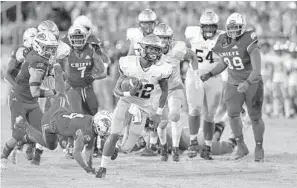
[188,108,201,116]
[169,113,180,122]
[204,113,215,122]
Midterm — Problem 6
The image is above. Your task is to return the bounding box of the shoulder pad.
[87,35,101,45]
[185,26,201,39]
[159,62,173,79]
[172,41,187,59]
[126,28,143,42]
[56,41,71,60]
[15,47,26,62]
[119,56,137,75]
[242,31,259,52]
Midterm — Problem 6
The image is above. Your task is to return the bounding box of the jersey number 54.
[196,49,214,64]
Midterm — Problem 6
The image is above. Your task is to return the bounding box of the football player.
[1,28,38,166]
[126,9,159,155]
[96,35,172,178]
[184,11,225,160]
[15,62,113,173]
[1,31,59,169]
[153,23,198,162]
[57,24,106,158]
[127,9,158,56]
[201,13,265,162]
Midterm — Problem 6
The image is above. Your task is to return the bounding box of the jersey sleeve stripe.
[247,39,258,52]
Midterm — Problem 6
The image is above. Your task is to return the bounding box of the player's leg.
[97,99,130,178]
[245,80,265,162]
[185,71,203,158]
[65,87,83,158]
[225,83,249,160]
[200,77,222,160]
[157,107,169,161]
[1,92,27,168]
[167,89,184,162]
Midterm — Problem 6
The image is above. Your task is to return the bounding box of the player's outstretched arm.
[29,67,56,98]
[73,129,95,174]
[201,55,227,82]
[247,47,261,83]
[158,78,169,109]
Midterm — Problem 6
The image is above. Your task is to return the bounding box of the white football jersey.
[119,56,172,113]
[159,41,187,90]
[126,28,144,56]
[185,26,224,74]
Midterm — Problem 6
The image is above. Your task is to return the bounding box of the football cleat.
[160,144,168,162]
[172,147,180,162]
[230,142,249,160]
[254,146,264,162]
[31,148,43,165]
[200,145,213,160]
[95,167,106,178]
[187,139,200,158]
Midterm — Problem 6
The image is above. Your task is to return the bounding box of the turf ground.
[1,99,297,188]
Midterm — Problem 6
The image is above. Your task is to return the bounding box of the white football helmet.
[138,34,163,62]
[33,31,58,59]
[153,23,174,53]
[93,110,113,137]
[23,27,38,48]
[68,25,89,48]
[138,9,157,35]
[38,20,59,39]
[73,15,92,37]
[226,13,246,39]
[199,11,219,39]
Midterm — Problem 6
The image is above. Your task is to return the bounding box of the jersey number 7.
[196,49,214,64]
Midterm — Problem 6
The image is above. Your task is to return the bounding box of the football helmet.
[23,27,38,48]
[38,20,59,39]
[73,15,92,37]
[225,13,246,39]
[33,31,58,59]
[138,9,157,35]
[68,25,89,48]
[199,11,219,39]
[138,34,163,62]
[153,23,174,53]
[93,110,113,137]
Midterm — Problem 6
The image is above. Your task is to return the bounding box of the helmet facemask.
[69,29,87,49]
[201,24,218,40]
[94,117,111,137]
[226,23,244,39]
[140,44,163,63]
[159,36,172,54]
[139,21,156,36]
[34,40,57,59]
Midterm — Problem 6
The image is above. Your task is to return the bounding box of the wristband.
[53,89,57,95]
[39,90,45,98]
[156,108,163,116]
[208,72,214,77]
[123,92,131,97]
[246,80,251,85]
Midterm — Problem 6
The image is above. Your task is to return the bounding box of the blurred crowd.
[1,1,297,118]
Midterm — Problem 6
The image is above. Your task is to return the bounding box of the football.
[121,77,141,91]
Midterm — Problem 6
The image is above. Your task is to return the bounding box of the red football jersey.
[67,45,95,88]
[14,51,50,102]
[212,31,261,85]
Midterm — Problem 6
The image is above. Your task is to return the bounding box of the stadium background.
[1,1,297,113]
